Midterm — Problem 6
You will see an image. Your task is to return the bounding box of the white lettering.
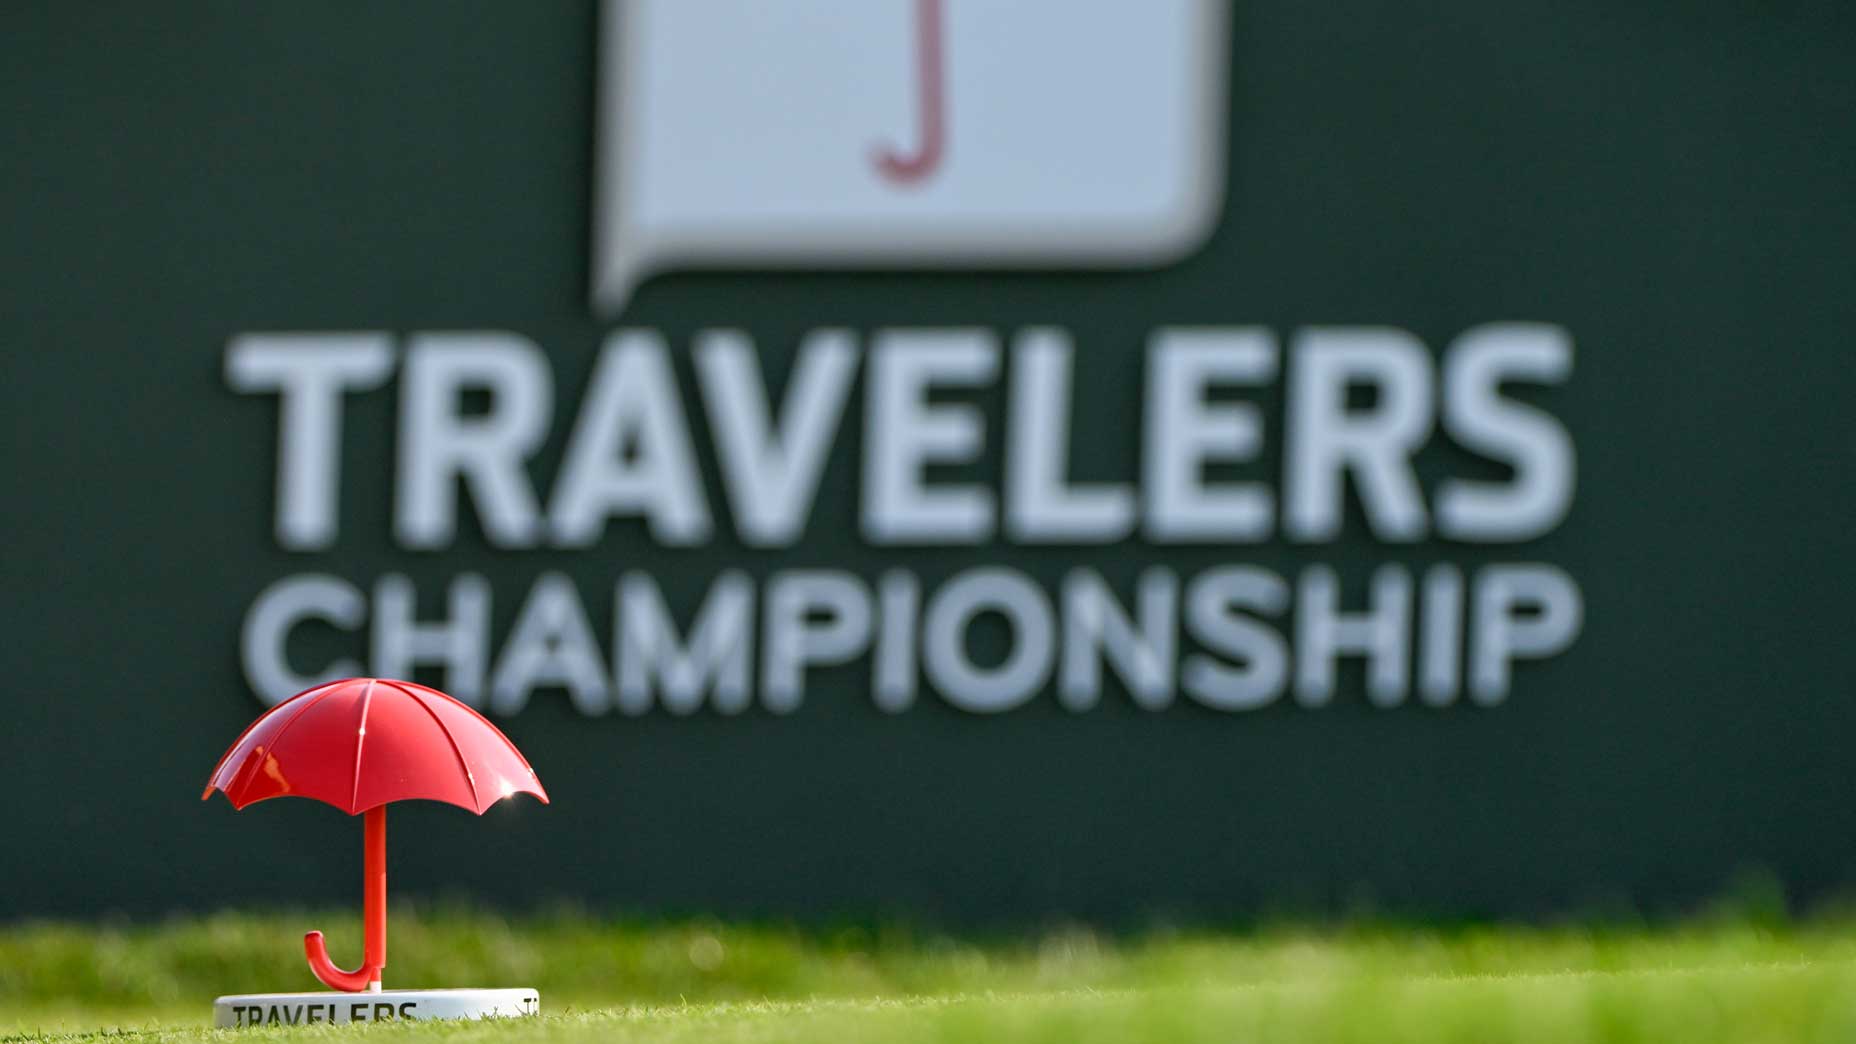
[761,571,874,713]
[549,331,711,546]
[922,568,1055,713]
[615,570,754,714]
[1295,564,1413,707]
[371,573,491,706]
[1181,566,1289,711]
[226,333,393,550]
[1438,324,1575,541]
[1006,329,1135,541]
[1059,568,1175,711]
[396,333,550,549]
[489,573,609,715]
[1144,328,1277,541]
[1285,328,1432,542]
[695,329,858,547]
[1471,564,1583,704]
[241,574,366,705]
[863,329,997,544]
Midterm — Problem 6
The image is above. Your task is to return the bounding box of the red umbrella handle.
[305,806,387,991]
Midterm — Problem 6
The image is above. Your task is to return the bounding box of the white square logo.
[592,0,1231,313]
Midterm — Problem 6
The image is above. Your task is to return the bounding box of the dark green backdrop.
[4,1,1853,922]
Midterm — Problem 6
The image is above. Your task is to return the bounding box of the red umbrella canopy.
[203,678,548,815]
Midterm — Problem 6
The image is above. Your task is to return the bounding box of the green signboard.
[5,1,1854,921]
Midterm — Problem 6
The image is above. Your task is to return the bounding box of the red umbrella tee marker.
[203,677,547,1023]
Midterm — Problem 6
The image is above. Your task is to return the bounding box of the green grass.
[6,906,1856,1043]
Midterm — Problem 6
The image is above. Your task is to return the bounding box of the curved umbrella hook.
[873,0,945,184]
[305,806,387,992]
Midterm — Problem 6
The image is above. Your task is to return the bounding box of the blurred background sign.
[594,0,1229,312]
[3,0,1854,923]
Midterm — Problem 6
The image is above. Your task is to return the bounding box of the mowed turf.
[5,907,1856,1043]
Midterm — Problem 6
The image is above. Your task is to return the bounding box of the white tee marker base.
[214,989,539,1028]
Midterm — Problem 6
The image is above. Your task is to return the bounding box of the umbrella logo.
[590,0,1231,315]
[871,0,945,185]
[204,678,548,993]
